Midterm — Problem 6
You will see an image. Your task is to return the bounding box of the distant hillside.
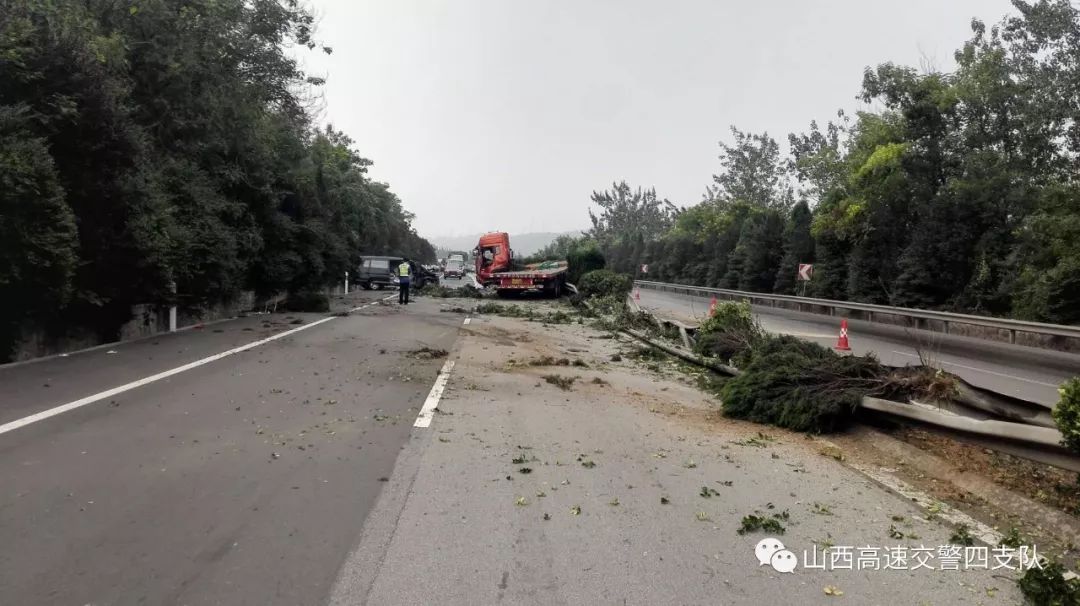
[430,231,585,257]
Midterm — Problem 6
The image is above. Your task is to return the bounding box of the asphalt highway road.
[636,287,1080,407]
[0,290,462,605]
[0,288,1039,605]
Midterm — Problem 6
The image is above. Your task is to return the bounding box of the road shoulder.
[330,305,1025,605]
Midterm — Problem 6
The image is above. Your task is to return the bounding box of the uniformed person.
[397,258,412,305]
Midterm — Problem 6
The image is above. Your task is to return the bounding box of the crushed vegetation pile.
[475,303,575,325]
[1053,378,1080,455]
[1018,561,1080,605]
[719,341,884,433]
[419,283,485,299]
[687,301,965,434]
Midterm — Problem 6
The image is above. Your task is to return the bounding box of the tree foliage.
[0,0,433,359]
[591,0,1080,324]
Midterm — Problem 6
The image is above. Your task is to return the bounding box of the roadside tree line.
[0,0,434,359]
[576,0,1080,324]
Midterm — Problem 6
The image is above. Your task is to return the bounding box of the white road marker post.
[344,271,349,295]
[168,280,178,333]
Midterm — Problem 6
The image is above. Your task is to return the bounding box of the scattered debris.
[738,514,786,535]
[1000,527,1024,548]
[515,496,529,506]
[731,433,776,447]
[570,505,581,516]
[420,284,485,299]
[949,525,975,546]
[818,445,845,461]
[409,346,448,360]
[823,585,844,597]
[543,375,576,391]
[699,486,721,498]
[660,496,671,505]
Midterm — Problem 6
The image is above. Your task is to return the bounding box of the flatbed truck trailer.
[474,232,568,297]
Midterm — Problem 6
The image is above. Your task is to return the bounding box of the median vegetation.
[0,1,435,361]
[564,2,1080,327]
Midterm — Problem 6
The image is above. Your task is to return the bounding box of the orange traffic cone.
[835,318,851,351]
[708,296,717,317]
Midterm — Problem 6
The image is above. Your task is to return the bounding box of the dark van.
[357,256,439,290]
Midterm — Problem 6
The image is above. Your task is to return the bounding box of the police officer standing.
[397,258,412,305]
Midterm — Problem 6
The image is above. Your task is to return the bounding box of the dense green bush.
[1053,378,1080,454]
[567,241,606,284]
[1017,560,1080,606]
[578,269,632,299]
[693,300,763,362]
[697,300,759,338]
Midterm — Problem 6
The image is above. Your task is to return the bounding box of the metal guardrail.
[622,298,1078,473]
[635,279,1080,350]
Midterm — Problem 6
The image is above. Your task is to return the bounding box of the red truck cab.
[474,232,513,284]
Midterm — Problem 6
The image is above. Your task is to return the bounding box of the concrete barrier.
[11,291,266,363]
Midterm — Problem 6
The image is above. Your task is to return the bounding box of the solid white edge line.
[0,297,391,437]
[889,350,1059,387]
[350,294,397,312]
[414,360,455,428]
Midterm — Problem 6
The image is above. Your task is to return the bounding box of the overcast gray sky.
[298,0,1015,239]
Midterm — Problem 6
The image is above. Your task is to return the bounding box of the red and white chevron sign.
[797,264,813,281]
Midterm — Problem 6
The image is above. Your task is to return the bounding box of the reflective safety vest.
[398,262,411,278]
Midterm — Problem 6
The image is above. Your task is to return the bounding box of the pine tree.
[738,211,785,292]
[773,200,814,294]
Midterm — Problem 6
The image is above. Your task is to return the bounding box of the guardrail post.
[1009,329,1016,345]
